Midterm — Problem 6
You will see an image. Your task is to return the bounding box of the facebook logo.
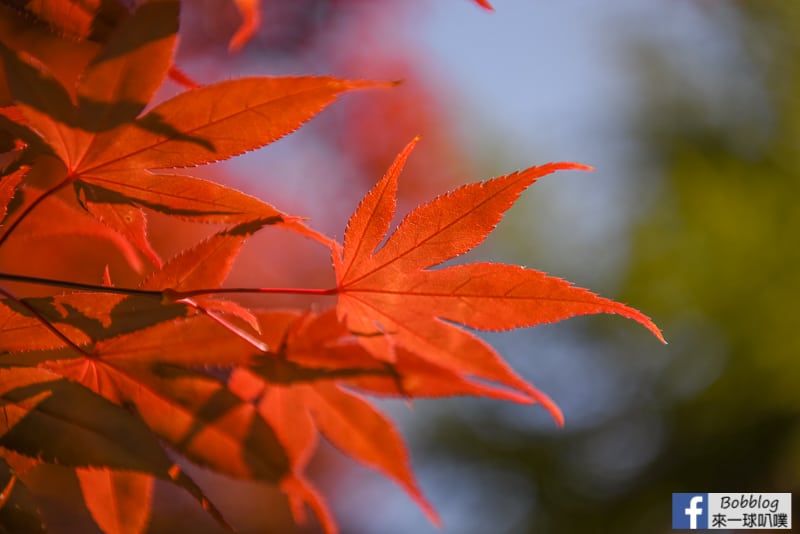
[673,493,709,529]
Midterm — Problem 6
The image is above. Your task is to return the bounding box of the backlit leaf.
[92,315,258,366]
[334,141,664,424]
[139,218,276,291]
[0,44,77,165]
[78,201,161,268]
[0,368,175,473]
[44,358,290,483]
[0,166,25,224]
[77,469,153,534]
[303,383,440,526]
[76,0,178,134]
[76,77,389,174]
[0,0,176,170]
[0,293,189,354]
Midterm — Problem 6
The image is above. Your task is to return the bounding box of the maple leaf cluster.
[0,0,663,532]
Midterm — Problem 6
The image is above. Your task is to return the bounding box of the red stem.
[0,272,339,298]
[0,176,73,247]
[172,286,338,298]
[0,287,91,356]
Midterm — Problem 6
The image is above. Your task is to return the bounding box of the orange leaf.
[10,191,146,272]
[10,0,102,41]
[252,380,317,469]
[77,469,154,534]
[76,173,276,224]
[305,383,440,526]
[76,77,389,174]
[0,0,178,170]
[0,292,190,353]
[0,297,90,352]
[137,219,278,350]
[280,475,337,534]
[76,0,178,135]
[93,315,258,366]
[195,298,261,334]
[0,165,25,223]
[139,218,274,291]
[46,357,290,482]
[343,345,535,403]
[0,2,103,95]
[245,376,439,528]
[0,44,78,166]
[78,201,162,268]
[1,367,232,531]
[230,309,518,528]
[388,263,665,336]
[334,140,664,424]
[253,309,534,403]
[2,6,354,247]
[0,368,178,474]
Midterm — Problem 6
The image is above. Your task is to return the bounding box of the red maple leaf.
[333,139,664,425]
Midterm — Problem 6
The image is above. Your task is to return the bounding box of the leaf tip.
[521,384,564,427]
[168,65,201,90]
[101,266,113,287]
[620,306,666,344]
[555,161,594,172]
[404,136,422,154]
[541,393,565,428]
[408,485,442,529]
[282,475,339,534]
[341,79,403,91]
[653,326,668,345]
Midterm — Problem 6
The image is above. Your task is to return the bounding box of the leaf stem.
[0,272,338,298]
[173,287,338,298]
[0,175,73,247]
[0,287,91,356]
[0,272,162,296]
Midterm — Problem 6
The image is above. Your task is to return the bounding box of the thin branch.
[171,286,338,298]
[0,272,339,298]
[0,176,73,247]
[0,287,91,356]
[0,272,162,296]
